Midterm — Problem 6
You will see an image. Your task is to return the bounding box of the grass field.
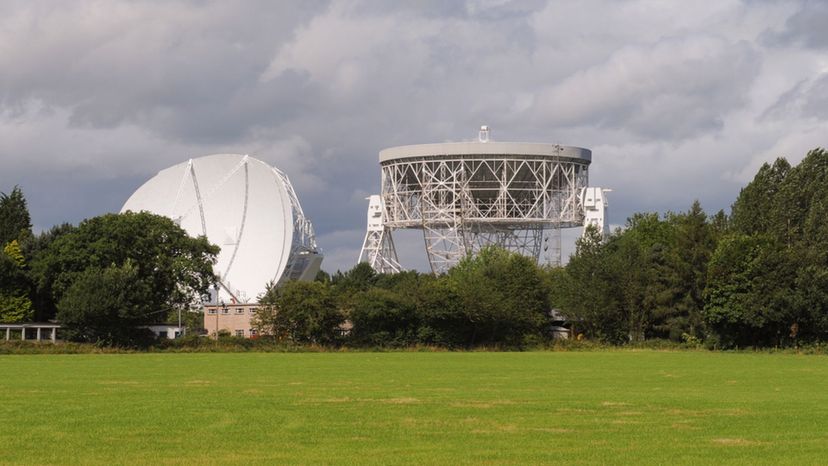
[1,351,827,465]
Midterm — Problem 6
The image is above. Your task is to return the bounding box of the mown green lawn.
[1,351,827,465]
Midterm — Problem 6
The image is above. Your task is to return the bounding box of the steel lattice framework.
[358,195,403,274]
[366,134,593,274]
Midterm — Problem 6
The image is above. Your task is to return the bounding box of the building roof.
[379,142,591,163]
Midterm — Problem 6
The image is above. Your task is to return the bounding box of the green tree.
[556,205,717,344]
[0,191,34,323]
[556,226,625,343]
[709,209,729,238]
[612,213,675,341]
[623,243,652,340]
[669,201,716,338]
[710,148,828,346]
[414,277,468,347]
[0,186,32,246]
[332,262,378,293]
[730,158,790,237]
[315,269,332,284]
[446,246,549,347]
[331,262,379,313]
[56,262,156,346]
[31,211,219,327]
[253,280,342,345]
[3,240,26,267]
[0,240,34,323]
[776,148,828,341]
[0,295,33,323]
[22,223,76,321]
[349,287,418,347]
[703,233,795,347]
[644,241,685,340]
[775,149,828,246]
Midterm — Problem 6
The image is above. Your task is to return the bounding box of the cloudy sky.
[1,0,827,272]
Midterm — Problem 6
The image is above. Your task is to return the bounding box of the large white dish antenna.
[121,154,322,303]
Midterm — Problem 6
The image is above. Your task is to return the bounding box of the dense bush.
[246,246,555,349]
[253,280,343,345]
[56,263,157,346]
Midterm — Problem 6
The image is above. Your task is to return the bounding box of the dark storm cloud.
[762,1,828,49]
[1,0,329,140]
[349,0,545,20]
[16,171,145,232]
[142,70,322,144]
[534,37,762,140]
[1,0,827,272]
[763,72,828,121]
[799,75,828,119]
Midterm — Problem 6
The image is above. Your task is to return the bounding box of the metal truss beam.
[378,155,589,273]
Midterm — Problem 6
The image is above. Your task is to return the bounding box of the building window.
[235,308,245,315]
[207,309,217,315]
[221,308,229,315]
[250,329,258,337]
[249,308,258,315]
[235,329,244,337]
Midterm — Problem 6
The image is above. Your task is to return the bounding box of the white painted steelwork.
[122,154,322,303]
[358,195,402,273]
[580,187,610,236]
[361,128,608,274]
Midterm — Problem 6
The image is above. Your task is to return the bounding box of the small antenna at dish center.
[478,125,490,143]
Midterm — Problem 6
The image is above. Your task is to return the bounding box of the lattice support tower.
[358,195,403,273]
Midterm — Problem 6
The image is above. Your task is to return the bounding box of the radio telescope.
[359,126,609,274]
[122,154,322,303]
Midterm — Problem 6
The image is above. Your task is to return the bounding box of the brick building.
[203,303,261,338]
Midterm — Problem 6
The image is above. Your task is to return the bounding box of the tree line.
[553,148,828,348]
[0,191,217,345]
[253,247,550,348]
[2,147,828,348]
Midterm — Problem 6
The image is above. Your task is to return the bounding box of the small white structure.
[359,127,611,274]
[580,187,610,237]
[1,323,61,342]
[122,154,323,303]
[550,326,571,340]
[145,324,185,340]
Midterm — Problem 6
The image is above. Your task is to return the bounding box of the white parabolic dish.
[121,154,322,303]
